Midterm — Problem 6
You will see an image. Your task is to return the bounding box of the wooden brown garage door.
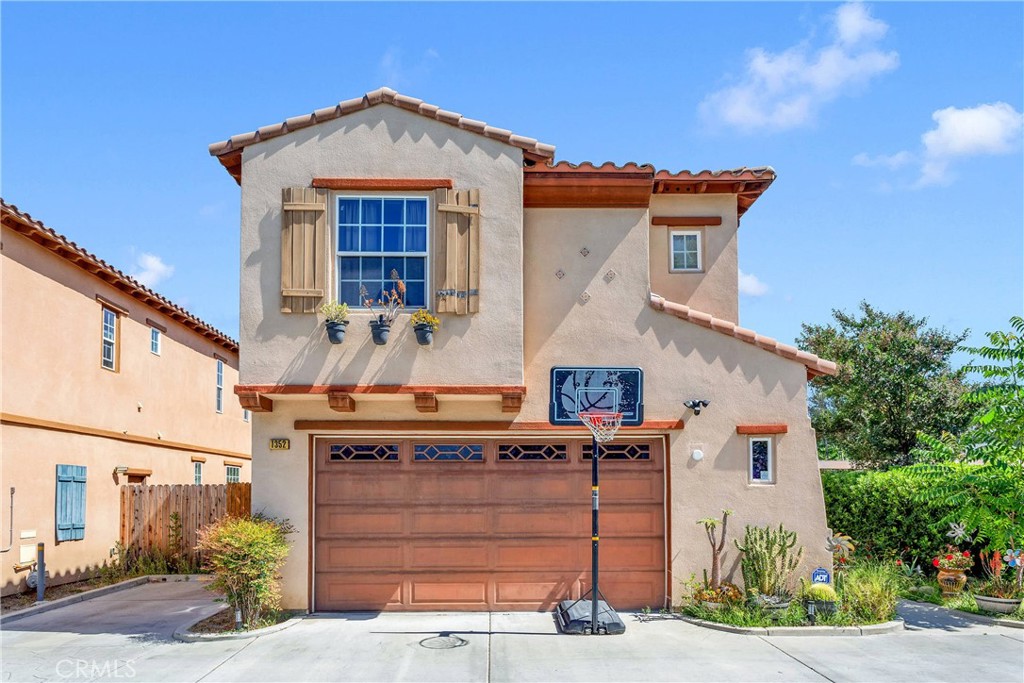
[314,437,665,611]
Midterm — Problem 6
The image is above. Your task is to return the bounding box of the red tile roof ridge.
[1,199,239,354]
[654,167,776,180]
[209,87,556,160]
[649,293,837,378]
[527,161,656,173]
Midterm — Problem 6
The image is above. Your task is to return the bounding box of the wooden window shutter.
[433,188,480,314]
[281,187,328,313]
[55,464,87,541]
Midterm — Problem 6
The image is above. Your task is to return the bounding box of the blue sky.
[3,2,1022,357]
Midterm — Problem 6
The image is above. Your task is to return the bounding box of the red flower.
[839,557,847,564]
[962,551,970,557]
[933,558,941,567]
[896,559,903,566]
[945,554,954,560]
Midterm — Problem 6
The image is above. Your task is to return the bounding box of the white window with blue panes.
[337,196,428,308]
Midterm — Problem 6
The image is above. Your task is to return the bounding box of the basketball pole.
[590,429,600,635]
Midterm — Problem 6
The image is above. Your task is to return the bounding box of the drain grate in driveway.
[419,633,469,649]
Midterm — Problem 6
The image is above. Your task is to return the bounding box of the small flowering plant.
[932,546,973,571]
[693,582,743,604]
[410,309,440,331]
[361,270,405,326]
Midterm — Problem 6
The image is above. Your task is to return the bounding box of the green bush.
[197,515,295,630]
[821,469,956,563]
[839,561,902,622]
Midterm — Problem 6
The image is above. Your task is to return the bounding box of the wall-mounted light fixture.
[113,465,129,475]
[684,399,711,415]
[691,449,705,462]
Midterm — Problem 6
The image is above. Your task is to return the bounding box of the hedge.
[821,469,959,567]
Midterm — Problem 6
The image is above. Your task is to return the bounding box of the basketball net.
[578,411,623,444]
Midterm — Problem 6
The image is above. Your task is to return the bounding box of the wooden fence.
[120,483,251,563]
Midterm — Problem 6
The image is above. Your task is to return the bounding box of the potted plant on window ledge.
[361,271,405,346]
[410,309,440,346]
[319,300,349,344]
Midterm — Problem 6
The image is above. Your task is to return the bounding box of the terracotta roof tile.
[1,199,238,354]
[649,293,836,379]
[654,167,776,181]
[209,86,556,161]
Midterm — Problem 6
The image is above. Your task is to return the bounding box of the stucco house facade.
[210,87,837,612]
[0,201,251,596]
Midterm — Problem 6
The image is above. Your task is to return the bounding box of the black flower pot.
[325,320,348,344]
[414,324,434,346]
[806,599,837,617]
[369,320,390,346]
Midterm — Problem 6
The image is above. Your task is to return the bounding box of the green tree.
[797,302,972,469]
[911,317,1024,589]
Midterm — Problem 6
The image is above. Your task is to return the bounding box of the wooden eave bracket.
[328,391,356,413]
[736,424,788,435]
[501,391,524,413]
[237,390,273,413]
[414,392,438,413]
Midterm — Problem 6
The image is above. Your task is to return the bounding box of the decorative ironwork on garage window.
[414,444,484,462]
[329,444,399,462]
[497,444,568,461]
[582,443,651,460]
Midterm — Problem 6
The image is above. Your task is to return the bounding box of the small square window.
[226,466,240,484]
[670,230,702,272]
[749,437,774,484]
[150,327,161,355]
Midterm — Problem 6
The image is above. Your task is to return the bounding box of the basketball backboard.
[548,367,644,426]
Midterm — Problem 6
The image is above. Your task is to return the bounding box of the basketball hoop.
[578,412,623,444]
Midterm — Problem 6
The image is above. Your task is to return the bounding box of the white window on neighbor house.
[243,409,250,423]
[749,437,774,484]
[150,327,161,355]
[101,307,119,371]
[215,359,224,414]
[225,465,241,484]
[336,196,429,309]
[670,230,702,272]
[193,461,203,485]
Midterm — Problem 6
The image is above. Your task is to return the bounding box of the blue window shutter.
[56,465,87,542]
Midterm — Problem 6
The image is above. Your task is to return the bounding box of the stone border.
[679,615,905,636]
[172,609,305,642]
[948,608,1024,630]
[0,574,209,625]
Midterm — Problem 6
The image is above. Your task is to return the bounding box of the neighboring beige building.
[209,87,838,612]
[0,201,251,596]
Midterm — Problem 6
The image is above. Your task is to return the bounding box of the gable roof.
[1,199,239,354]
[209,87,557,184]
[649,293,836,379]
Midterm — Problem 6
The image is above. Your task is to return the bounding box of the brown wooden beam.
[651,216,723,227]
[501,392,524,413]
[238,391,273,413]
[327,391,356,413]
[236,384,526,396]
[312,178,453,191]
[414,392,439,413]
[736,424,788,435]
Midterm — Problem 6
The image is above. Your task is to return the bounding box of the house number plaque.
[269,438,291,451]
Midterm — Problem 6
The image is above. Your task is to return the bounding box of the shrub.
[821,469,956,562]
[196,515,295,630]
[840,561,902,622]
[802,583,838,601]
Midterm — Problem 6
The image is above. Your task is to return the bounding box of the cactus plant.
[696,510,732,590]
[734,523,804,599]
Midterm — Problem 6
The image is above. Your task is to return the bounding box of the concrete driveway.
[1,582,1022,682]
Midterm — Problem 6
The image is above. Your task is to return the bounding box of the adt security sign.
[812,567,832,584]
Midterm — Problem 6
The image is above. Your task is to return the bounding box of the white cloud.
[132,253,174,288]
[377,47,441,90]
[917,102,1023,186]
[852,151,913,170]
[738,269,769,297]
[700,2,898,132]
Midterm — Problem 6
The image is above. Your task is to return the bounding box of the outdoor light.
[684,399,710,415]
[692,449,705,462]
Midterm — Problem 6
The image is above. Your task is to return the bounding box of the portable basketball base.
[555,411,626,636]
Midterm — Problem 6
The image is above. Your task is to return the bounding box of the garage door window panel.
[414,444,484,462]
[497,443,568,461]
[582,442,652,460]
[329,444,400,462]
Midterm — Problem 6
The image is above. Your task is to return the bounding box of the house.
[0,201,251,596]
[209,87,837,612]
